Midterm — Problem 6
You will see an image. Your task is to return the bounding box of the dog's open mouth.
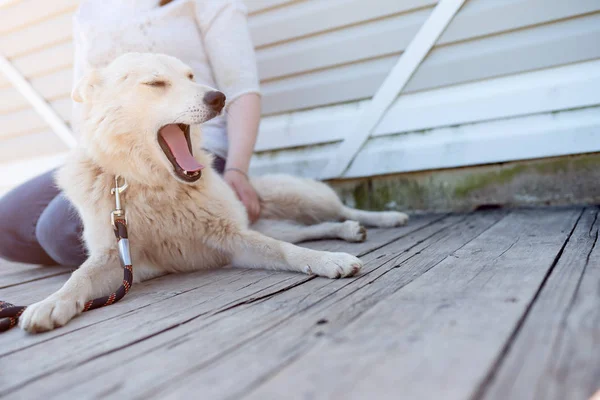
[158,124,204,182]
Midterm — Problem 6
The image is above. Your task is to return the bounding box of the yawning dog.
[19,53,408,332]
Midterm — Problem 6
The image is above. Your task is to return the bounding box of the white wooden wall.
[0,0,599,194]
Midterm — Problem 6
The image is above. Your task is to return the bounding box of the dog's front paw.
[339,221,367,242]
[306,252,363,279]
[376,211,409,228]
[19,295,85,333]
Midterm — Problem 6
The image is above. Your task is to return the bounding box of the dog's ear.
[71,69,102,103]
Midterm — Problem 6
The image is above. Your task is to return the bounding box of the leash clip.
[110,175,128,229]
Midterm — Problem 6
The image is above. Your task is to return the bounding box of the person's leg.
[36,194,87,267]
[0,170,61,265]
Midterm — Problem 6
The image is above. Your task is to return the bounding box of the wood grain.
[480,207,600,400]
[240,208,581,400]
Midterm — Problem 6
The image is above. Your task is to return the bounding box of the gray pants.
[0,156,225,267]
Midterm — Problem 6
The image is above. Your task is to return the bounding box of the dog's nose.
[203,91,226,113]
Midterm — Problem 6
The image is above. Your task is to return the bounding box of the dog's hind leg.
[341,206,409,228]
[19,252,122,333]
[215,230,363,279]
[252,219,366,243]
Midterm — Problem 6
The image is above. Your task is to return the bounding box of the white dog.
[19,53,408,332]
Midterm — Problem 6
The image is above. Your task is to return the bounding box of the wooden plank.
[479,207,600,400]
[260,13,600,115]
[0,274,72,307]
[0,214,444,393]
[320,0,466,179]
[0,0,78,35]
[257,0,600,81]
[11,212,503,399]
[239,208,581,400]
[0,261,72,290]
[2,214,455,397]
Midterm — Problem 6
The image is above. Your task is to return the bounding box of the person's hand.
[224,168,261,223]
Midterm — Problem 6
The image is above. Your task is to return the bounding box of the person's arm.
[195,0,262,222]
[223,93,262,222]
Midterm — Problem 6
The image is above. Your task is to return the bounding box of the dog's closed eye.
[144,80,168,88]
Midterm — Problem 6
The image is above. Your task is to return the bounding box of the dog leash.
[0,176,134,333]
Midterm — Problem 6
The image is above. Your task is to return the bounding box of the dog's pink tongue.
[159,125,204,172]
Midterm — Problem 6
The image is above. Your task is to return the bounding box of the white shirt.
[73,0,261,158]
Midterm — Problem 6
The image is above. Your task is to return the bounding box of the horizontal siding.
[251,106,600,179]
[257,0,600,82]
[0,0,77,35]
[0,41,73,89]
[0,11,73,59]
[0,98,71,139]
[5,4,596,118]
[249,0,436,48]
[0,0,598,191]
[255,59,600,153]
[0,130,67,164]
[246,0,299,15]
[261,8,600,114]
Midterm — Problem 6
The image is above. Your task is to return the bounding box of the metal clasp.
[110,175,128,229]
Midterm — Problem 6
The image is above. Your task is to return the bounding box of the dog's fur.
[19,53,408,332]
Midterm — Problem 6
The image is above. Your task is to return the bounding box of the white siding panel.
[5,10,593,117]
[255,59,600,152]
[405,11,600,92]
[0,41,74,89]
[246,0,299,15]
[0,0,598,192]
[0,0,78,35]
[258,0,600,81]
[345,107,600,178]
[249,0,436,48]
[251,107,600,179]
[0,130,67,164]
[376,59,600,137]
[257,9,429,81]
[0,12,73,58]
[0,98,71,139]
[261,12,600,115]
[255,101,365,151]
[0,70,72,114]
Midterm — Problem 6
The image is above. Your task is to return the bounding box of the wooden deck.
[0,207,598,400]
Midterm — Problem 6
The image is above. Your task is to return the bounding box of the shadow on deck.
[0,207,598,400]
